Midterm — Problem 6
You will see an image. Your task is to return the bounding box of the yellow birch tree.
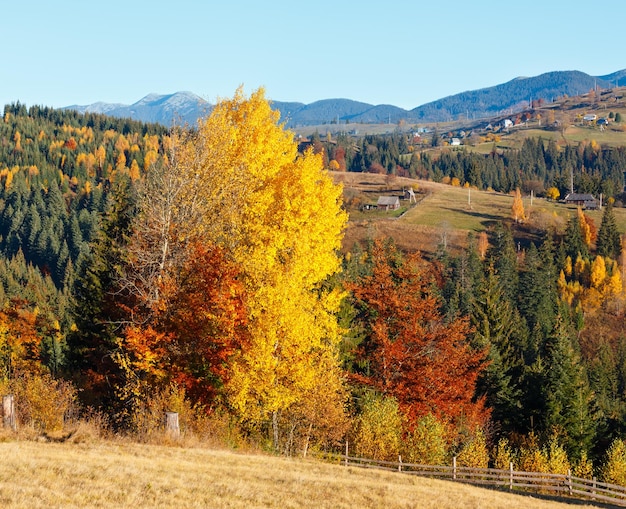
[173,87,349,449]
[511,188,525,223]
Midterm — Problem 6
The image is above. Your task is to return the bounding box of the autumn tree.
[478,231,489,259]
[511,188,525,223]
[348,238,489,430]
[546,187,560,201]
[115,242,249,414]
[160,87,349,450]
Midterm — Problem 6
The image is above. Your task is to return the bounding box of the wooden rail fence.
[313,449,626,507]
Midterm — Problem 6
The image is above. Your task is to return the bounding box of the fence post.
[453,456,457,480]
[164,411,180,438]
[2,394,16,431]
[509,462,514,490]
[567,469,572,496]
[592,476,596,500]
[398,455,402,472]
[345,440,348,467]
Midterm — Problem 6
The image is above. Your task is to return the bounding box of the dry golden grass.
[0,439,605,509]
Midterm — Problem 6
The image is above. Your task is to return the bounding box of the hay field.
[0,440,603,509]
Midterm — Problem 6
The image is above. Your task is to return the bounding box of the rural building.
[450,138,461,146]
[583,114,597,123]
[502,119,513,129]
[377,196,400,211]
[563,193,599,209]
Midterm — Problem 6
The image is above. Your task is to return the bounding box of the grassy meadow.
[0,439,606,509]
[337,172,626,256]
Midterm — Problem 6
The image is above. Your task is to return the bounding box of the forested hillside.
[2,93,626,483]
[313,132,626,201]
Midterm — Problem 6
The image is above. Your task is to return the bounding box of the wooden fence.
[313,449,626,507]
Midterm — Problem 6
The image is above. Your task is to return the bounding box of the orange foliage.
[118,242,248,408]
[348,239,489,429]
[0,300,47,378]
[163,242,248,405]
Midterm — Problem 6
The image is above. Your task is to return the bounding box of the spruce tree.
[472,267,524,434]
[487,222,519,305]
[564,212,589,261]
[597,203,621,259]
[544,314,596,459]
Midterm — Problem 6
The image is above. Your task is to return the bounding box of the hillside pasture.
[0,440,604,509]
[335,172,626,256]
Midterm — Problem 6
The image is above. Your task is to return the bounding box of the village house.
[563,192,599,210]
[377,196,400,211]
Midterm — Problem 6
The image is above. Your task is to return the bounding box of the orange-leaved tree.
[347,238,489,430]
[115,242,248,409]
[0,301,47,380]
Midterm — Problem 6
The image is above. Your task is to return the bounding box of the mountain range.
[64,69,626,128]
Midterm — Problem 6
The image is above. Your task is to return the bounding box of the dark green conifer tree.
[597,203,621,260]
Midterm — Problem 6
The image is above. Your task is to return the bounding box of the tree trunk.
[272,411,280,451]
[3,394,16,431]
[164,411,180,438]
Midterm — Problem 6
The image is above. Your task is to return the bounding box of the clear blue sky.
[4,1,626,111]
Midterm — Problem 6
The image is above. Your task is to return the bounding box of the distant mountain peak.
[62,69,626,127]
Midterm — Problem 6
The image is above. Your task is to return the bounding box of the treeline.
[318,133,626,202]
[2,96,626,482]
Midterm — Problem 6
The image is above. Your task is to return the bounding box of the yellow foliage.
[546,187,560,200]
[578,208,592,247]
[143,134,160,153]
[143,150,159,172]
[608,266,623,296]
[115,152,127,170]
[129,159,141,181]
[518,433,549,473]
[545,436,570,475]
[511,188,525,223]
[402,413,448,465]
[115,134,130,154]
[168,88,348,439]
[564,256,573,277]
[9,373,77,432]
[451,177,461,187]
[104,129,117,142]
[574,450,594,479]
[354,394,402,461]
[493,438,514,470]
[457,430,489,468]
[602,438,626,485]
[95,146,106,168]
[574,255,588,282]
[328,159,340,171]
[590,256,607,289]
